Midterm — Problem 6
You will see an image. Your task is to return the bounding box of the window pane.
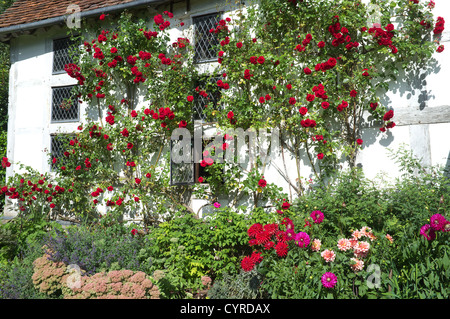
[193,13,222,63]
[51,86,79,122]
[170,139,194,185]
[193,75,222,121]
[53,37,75,73]
[50,134,75,171]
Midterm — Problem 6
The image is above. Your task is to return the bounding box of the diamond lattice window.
[170,138,195,186]
[51,86,79,122]
[50,134,75,171]
[193,75,222,121]
[193,13,222,63]
[53,37,75,73]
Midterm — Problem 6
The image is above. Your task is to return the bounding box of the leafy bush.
[235,147,450,299]
[43,223,151,275]
[207,270,265,299]
[146,206,276,297]
[0,239,47,299]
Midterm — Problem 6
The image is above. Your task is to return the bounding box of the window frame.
[52,36,76,75]
[50,85,80,123]
[49,133,76,172]
[192,12,223,64]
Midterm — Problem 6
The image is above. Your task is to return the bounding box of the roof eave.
[0,0,170,42]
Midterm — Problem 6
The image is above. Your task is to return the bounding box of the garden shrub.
[235,148,449,299]
[0,239,48,299]
[32,250,68,298]
[43,223,151,275]
[62,269,160,299]
[31,249,161,299]
[207,270,265,299]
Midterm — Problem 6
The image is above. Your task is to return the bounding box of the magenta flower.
[430,214,447,231]
[420,224,436,241]
[310,210,324,224]
[321,272,337,289]
[295,231,310,248]
[213,202,221,208]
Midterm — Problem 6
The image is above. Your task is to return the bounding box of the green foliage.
[207,270,265,299]
[146,206,276,297]
[245,145,450,299]
[0,237,48,299]
[0,215,61,265]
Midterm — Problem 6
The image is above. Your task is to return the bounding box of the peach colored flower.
[337,238,352,251]
[385,234,394,243]
[311,239,321,252]
[355,241,370,253]
[351,230,362,239]
[321,249,336,262]
[350,258,364,272]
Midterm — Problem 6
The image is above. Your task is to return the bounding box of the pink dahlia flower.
[295,232,311,248]
[321,249,336,262]
[420,224,436,241]
[337,238,352,251]
[310,210,324,224]
[430,214,447,231]
[321,272,337,289]
[350,258,364,272]
[311,239,321,252]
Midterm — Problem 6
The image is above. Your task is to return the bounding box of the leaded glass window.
[51,86,79,122]
[193,13,222,63]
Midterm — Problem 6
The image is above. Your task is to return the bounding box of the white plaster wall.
[4,0,450,217]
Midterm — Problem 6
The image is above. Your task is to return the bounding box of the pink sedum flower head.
[321,272,337,289]
[295,232,310,248]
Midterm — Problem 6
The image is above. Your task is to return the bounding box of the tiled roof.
[0,0,140,29]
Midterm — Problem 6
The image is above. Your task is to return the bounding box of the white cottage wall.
[2,0,450,218]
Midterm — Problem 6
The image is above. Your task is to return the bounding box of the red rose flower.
[257,56,265,64]
[299,107,308,115]
[317,153,324,160]
[198,176,204,183]
[289,97,296,105]
[321,101,330,109]
[258,178,267,188]
[236,42,243,48]
[281,201,290,210]
[356,138,363,145]
[304,67,312,75]
[383,110,394,121]
[135,178,141,184]
[187,95,194,102]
